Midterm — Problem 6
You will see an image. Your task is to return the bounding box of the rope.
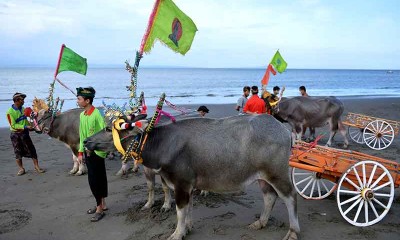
[165,99,192,114]
[155,110,176,125]
[293,134,325,159]
[55,78,77,97]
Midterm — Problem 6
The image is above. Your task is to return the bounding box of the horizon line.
[0,65,398,71]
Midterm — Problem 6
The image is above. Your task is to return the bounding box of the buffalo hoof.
[282,229,298,240]
[69,168,78,175]
[248,219,267,230]
[141,202,153,211]
[167,232,184,240]
[186,222,193,233]
[200,190,209,196]
[132,165,140,173]
[115,169,126,176]
[161,205,171,212]
[325,143,332,148]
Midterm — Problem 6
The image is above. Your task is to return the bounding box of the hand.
[78,155,83,165]
[26,126,34,131]
[85,150,92,157]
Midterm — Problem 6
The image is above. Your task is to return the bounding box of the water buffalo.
[84,114,299,240]
[33,108,87,175]
[273,96,348,147]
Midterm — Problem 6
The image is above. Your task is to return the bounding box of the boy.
[76,87,108,222]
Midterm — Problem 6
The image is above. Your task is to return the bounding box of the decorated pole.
[139,0,161,55]
[127,0,197,107]
[54,44,66,78]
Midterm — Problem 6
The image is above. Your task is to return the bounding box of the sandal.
[17,168,26,176]
[87,208,97,214]
[91,212,105,222]
[87,207,108,214]
[35,168,45,173]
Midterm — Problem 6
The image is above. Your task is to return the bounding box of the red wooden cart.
[290,141,399,226]
[342,112,399,150]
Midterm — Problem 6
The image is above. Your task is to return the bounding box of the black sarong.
[10,130,37,159]
[85,153,108,206]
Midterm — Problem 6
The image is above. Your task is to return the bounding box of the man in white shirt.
[235,86,250,114]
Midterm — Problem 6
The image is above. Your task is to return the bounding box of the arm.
[78,114,85,160]
[236,98,242,111]
[243,101,248,113]
[6,111,27,131]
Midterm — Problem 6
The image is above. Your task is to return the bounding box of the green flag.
[270,50,287,73]
[142,0,198,55]
[55,44,87,77]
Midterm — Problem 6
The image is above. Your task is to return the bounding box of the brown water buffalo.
[273,96,348,147]
[33,108,87,175]
[84,114,300,240]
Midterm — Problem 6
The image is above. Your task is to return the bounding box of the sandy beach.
[1,97,399,240]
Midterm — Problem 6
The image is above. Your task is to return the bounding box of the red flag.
[261,64,277,86]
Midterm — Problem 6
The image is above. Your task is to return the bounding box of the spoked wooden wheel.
[292,167,337,199]
[348,126,365,144]
[363,120,394,150]
[337,161,394,227]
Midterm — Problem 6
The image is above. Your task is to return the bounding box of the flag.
[141,0,198,55]
[54,44,87,77]
[261,64,277,86]
[270,50,287,73]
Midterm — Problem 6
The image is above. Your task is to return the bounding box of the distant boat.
[387,70,393,74]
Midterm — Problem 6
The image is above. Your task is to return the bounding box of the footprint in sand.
[0,209,31,234]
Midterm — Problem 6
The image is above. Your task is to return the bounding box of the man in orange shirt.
[243,86,266,115]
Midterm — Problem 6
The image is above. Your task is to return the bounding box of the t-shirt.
[236,96,248,113]
[6,105,29,132]
[78,106,107,158]
[243,95,266,114]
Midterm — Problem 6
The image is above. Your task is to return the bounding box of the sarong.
[10,130,37,159]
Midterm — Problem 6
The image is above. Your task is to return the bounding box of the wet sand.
[0,97,399,240]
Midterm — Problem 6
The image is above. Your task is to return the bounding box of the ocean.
[1,67,399,127]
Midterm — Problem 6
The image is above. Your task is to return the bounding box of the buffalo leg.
[69,153,79,175]
[249,179,278,230]
[185,191,194,232]
[76,161,87,176]
[294,124,303,141]
[168,187,190,240]
[269,178,300,240]
[116,162,129,176]
[142,167,156,210]
[338,121,349,148]
[309,127,316,141]
[160,176,172,211]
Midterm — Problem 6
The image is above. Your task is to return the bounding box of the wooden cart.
[290,141,400,227]
[342,112,399,150]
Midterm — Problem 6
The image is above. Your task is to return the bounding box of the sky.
[0,0,399,69]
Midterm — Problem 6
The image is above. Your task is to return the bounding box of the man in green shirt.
[76,87,108,222]
[6,92,45,176]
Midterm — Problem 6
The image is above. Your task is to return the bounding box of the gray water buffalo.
[33,106,173,211]
[273,96,348,147]
[33,108,87,175]
[84,114,299,240]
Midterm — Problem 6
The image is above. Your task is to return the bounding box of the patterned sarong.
[10,130,37,159]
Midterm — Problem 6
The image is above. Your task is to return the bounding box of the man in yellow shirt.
[6,92,45,176]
